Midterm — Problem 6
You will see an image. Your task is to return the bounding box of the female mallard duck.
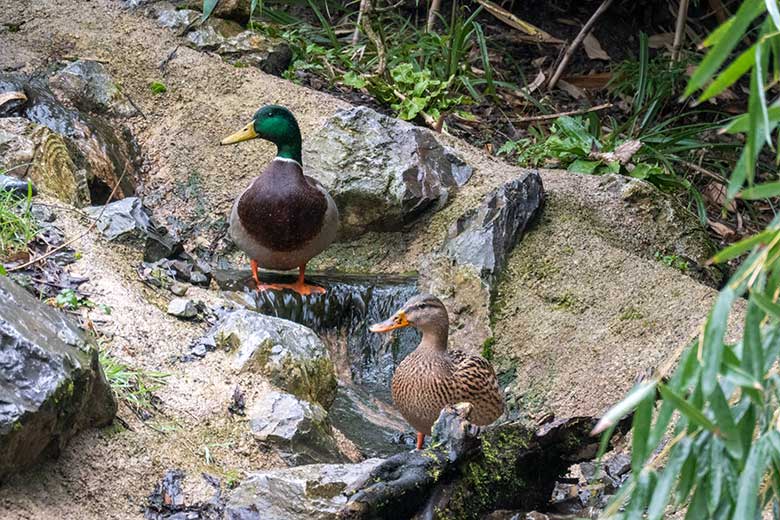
[221,105,338,295]
[370,293,504,449]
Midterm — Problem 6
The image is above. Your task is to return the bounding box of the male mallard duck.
[221,105,338,295]
[370,293,504,449]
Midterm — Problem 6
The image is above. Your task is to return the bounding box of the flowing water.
[216,269,421,456]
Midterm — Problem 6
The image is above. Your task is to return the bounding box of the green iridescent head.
[221,104,303,164]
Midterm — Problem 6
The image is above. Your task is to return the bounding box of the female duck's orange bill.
[369,310,410,333]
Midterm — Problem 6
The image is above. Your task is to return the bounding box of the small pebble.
[170,282,189,296]
[167,298,197,319]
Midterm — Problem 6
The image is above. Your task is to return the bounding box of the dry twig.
[511,102,612,123]
[427,0,442,32]
[672,0,691,62]
[548,0,615,89]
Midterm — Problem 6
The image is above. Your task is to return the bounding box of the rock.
[225,458,384,519]
[0,277,116,479]
[154,6,200,30]
[0,117,90,206]
[167,298,198,319]
[170,282,189,297]
[0,74,137,201]
[49,60,136,116]
[86,197,151,241]
[143,225,184,263]
[144,469,225,519]
[304,106,473,238]
[0,76,27,117]
[185,18,244,50]
[181,0,252,23]
[0,174,35,197]
[214,310,337,408]
[217,31,292,76]
[605,452,631,479]
[249,391,344,465]
[444,171,544,290]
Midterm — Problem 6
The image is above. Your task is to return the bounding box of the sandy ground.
[0,0,741,517]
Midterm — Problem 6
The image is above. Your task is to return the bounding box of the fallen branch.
[476,0,563,44]
[8,167,127,273]
[360,0,386,75]
[426,0,442,32]
[511,102,612,123]
[351,0,369,45]
[548,0,615,89]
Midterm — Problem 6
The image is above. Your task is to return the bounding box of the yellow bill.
[221,123,258,145]
[369,310,410,333]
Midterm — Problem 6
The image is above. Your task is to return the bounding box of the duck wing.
[446,349,505,426]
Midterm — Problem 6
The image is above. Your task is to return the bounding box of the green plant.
[596,2,780,518]
[0,181,36,261]
[51,288,112,314]
[654,252,690,273]
[149,81,167,94]
[100,351,169,414]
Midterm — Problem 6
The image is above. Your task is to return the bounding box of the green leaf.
[767,0,780,31]
[702,286,737,396]
[592,380,657,435]
[743,300,765,379]
[685,483,709,520]
[0,264,6,276]
[647,438,693,520]
[342,71,367,89]
[735,437,770,519]
[707,443,725,514]
[631,391,654,473]
[684,0,766,97]
[740,181,780,199]
[709,383,743,458]
[724,105,780,133]
[751,291,780,320]
[698,44,757,102]
[710,229,776,264]
[658,383,718,432]
[202,0,219,21]
[568,159,601,174]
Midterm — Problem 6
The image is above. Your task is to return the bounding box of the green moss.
[481,337,495,361]
[547,292,586,314]
[149,81,167,94]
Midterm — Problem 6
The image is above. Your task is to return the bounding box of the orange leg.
[250,259,284,292]
[250,261,324,295]
[416,432,425,450]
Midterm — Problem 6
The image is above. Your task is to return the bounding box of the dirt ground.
[0,0,740,518]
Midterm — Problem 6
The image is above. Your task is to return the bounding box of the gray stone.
[0,174,35,197]
[215,310,337,408]
[156,7,200,30]
[605,452,631,479]
[170,282,189,297]
[143,225,184,263]
[49,60,136,116]
[225,458,384,519]
[86,197,151,241]
[180,0,253,23]
[304,106,474,238]
[167,298,198,319]
[0,277,116,479]
[249,391,344,465]
[185,18,244,50]
[218,31,292,76]
[444,171,544,290]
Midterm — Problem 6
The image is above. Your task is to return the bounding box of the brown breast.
[237,159,327,252]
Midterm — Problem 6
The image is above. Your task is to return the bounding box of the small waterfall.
[216,269,420,456]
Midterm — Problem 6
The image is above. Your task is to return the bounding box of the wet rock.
[49,60,136,116]
[0,277,116,479]
[0,174,35,197]
[444,171,544,290]
[180,0,252,23]
[1,74,137,201]
[143,225,185,263]
[86,197,151,240]
[217,31,292,76]
[0,117,89,206]
[144,469,225,520]
[167,298,198,319]
[139,255,212,290]
[605,452,631,479]
[225,458,384,519]
[550,482,582,514]
[0,76,27,117]
[214,310,337,408]
[249,391,344,465]
[304,106,473,238]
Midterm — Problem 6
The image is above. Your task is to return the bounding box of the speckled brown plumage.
[391,347,504,435]
[371,294,504,439]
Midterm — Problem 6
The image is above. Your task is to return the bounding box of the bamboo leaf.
[702,287,737,396]
[709,383,743,458]
[767,0,780,30]
[699,44,756,102]
[751,291,780,320]
[592,381,657,435]
[740,181,780,199]
[202,0,219,21]
[658,383,718,432]
[647,438,693,520]
[709,229,775,264]
[735,437,770,518]
[724,105,780,133]
[685,0,766,96]
[631,391,654,473]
